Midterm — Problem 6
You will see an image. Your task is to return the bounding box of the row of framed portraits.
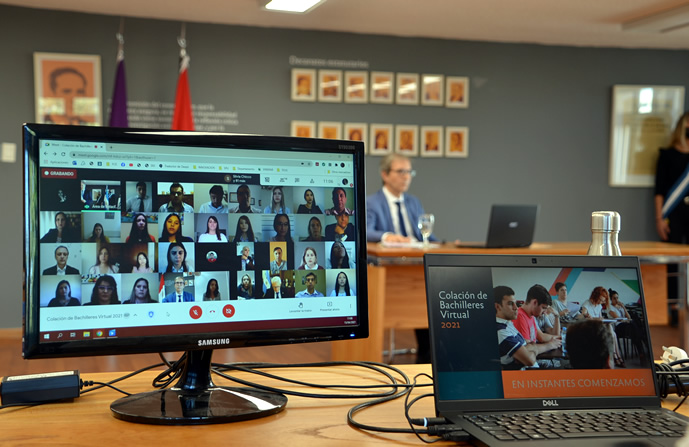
[290,120,468,158]
[291,68,469,108]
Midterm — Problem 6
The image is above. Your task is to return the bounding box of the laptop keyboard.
[464,410,687,441]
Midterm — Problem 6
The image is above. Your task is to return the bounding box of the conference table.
[3,363,687,446]
[330,241,689,363]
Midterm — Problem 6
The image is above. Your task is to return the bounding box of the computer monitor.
[22,123,368,424]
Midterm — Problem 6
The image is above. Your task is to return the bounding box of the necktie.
[139,199,144,212]
[396,202,408,237]
[177,295,182,302]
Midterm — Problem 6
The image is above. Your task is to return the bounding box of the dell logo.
[542,399,559,407]
[508,221,519,229]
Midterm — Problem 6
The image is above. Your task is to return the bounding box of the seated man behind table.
[494,286,538,369]
[513,284,562,358]
[365,153,436,363]
[566,319,614,369]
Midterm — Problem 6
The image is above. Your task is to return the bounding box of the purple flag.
[108,55,128,127]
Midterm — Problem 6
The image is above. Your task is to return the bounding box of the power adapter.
[1,370,80,405]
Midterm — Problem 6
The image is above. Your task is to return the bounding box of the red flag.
[172,54,194,130]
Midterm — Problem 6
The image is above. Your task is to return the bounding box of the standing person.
[366,153,435,362]
[655,112,689,325]
[366,154,437,243]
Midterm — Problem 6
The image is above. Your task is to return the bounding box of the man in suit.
[163,276,195,302]
[43,245,80,275]
[366,153,436,363]
[366,153,437,244]
[263,275,292,299]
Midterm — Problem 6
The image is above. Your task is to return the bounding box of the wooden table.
[2,363,687,446]
[331,241,689,363]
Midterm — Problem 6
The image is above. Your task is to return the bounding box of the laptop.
[424,254,688,446]
[457,205,539,248]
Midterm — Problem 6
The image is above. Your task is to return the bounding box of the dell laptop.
[424,253,688,446]
[457,205,538,248]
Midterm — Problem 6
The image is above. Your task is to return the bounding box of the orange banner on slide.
[502,369,655,399]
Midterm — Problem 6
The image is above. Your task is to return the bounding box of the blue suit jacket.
[366,189,437,242]
[163,291,195,303]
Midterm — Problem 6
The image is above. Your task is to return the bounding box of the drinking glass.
[417,213,435,247]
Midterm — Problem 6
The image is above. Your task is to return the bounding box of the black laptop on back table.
[424,253,688,446]
[457,205,539,248]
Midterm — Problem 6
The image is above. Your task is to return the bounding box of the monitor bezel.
[22,123,369,359]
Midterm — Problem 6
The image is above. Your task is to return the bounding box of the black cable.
[654,362,689,411]
[79,361,167,395]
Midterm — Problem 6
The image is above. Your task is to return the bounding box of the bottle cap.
[591,211,620,232]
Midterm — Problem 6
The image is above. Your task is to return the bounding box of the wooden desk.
[330,242,689,363]
[2,363,687,446]
[0,364,437,446]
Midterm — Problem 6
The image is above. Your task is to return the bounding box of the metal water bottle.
[587,211,621,256]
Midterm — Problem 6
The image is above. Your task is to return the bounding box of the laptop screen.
[424,254,658,413]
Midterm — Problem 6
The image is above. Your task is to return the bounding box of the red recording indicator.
[222,304,236,318]
[189,306,202,320]
[41,168,77,179]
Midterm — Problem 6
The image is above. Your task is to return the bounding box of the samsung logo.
[542,399,559,407]
[198,338,230,347]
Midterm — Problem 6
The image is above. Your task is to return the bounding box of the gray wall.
[1,5,688,328]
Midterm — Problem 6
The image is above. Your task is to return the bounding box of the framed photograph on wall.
[370,71,393,104]
[344,122,368,153]
[318,69,342,103]
[344,71,368,104]
[291,120,316,138]
[609,85,685,187]
[395,125,419,156]
[369,124,393,156]
[33,52,102,125]
[446,76,469,108]
[396,73,419,105]
[291,68,316,102]
[420,126,443,157]
[318,121,342,139]
[421,74,444,106]
[445,126,469,158]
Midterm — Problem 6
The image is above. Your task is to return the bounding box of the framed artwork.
[318,121,342,139]
[344,71,368,104]
[609,85,685,187]
[445,127,469,158]
[370,71,394,104]
[318,69,342,103]
[369,124,393,156]
[33,52,102,125]
[420,126,444,158]
[421,74,444,106]
[344,122,368,153]
[395,125,419,157]
[396,73,419,105]
[291,68,316,102]
[291,120,316,138]
[446,76,469,108]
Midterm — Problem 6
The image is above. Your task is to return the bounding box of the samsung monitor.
[22,123,368,424]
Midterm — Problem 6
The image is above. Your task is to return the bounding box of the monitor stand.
[110,349,288,425]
